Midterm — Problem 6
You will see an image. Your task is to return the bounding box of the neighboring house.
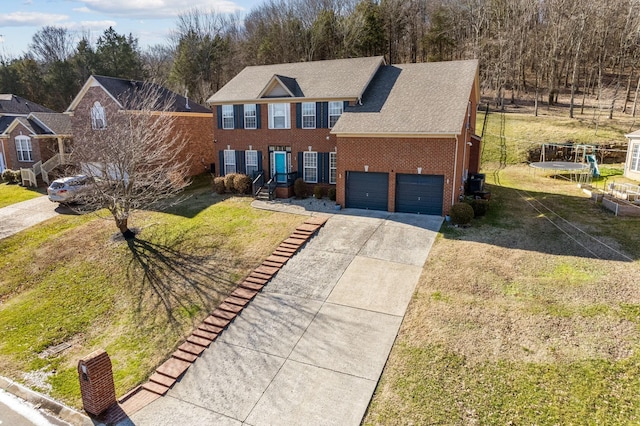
[624,129,640,181]
[66,75,215,177]
[0,94,64,173]
[207,56,481,215]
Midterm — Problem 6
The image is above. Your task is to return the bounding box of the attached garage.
[345,171,389,210]
[395,174,444,215]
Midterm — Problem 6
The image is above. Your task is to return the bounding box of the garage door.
[395,174,444,215]
[346,171,389,210]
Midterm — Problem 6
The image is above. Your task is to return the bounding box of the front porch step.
[255,186,270,201]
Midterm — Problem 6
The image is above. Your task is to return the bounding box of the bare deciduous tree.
[72,83,191,239]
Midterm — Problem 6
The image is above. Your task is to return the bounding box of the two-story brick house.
[209,56,480,215]
[66,75,216,177]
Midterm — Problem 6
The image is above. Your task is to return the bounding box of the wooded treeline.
[2,0,640,117]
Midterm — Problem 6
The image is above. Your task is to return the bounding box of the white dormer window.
[329,101,343,128]
[91,101,106,130]
[268,103,290,129]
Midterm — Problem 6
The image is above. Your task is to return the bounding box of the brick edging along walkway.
[116,216,329,416]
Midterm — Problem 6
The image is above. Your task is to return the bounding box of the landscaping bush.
[313,185,325,199]
[212,177,226,194]
[224,173,237,193]
[469,199,489,217]
[328,187,336,201]
[233,174,252,195]
[449,202,474,225]
[2,169,20,184]
[294,177,307,198]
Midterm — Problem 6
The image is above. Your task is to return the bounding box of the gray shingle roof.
[207,57,385,104]
[93,75,211,113]
[0,94,54,115]
[332,60,479,136]
[30,113,71,135]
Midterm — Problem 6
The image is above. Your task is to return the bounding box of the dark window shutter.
[257,151,263,173]
[295,103,302,128]
[321,153,330,183]
[219,150,225,176]
[298,152,304,176]
[321,102,329,128]
[256,104,262,129]
[234,105,244,129]
[236,150,245,174]
[216,106,222,129]
[315,102,322,128]
[343,100,349,110]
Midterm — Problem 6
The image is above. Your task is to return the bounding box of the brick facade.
[78,349,116,416]
[0,122,57,170]
[71,86,215,177]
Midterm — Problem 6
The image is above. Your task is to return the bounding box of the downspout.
[452,137,459,207]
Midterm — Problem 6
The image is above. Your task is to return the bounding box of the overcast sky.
[0,0,261,58]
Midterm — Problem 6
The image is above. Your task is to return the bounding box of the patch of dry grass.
[365,165,640,425]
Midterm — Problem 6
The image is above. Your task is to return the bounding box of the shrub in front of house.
[314,185,325,199]
[213,177,226,194]
[224,173,237,193]
[469,199,489,217]
[449,202,474,225]
[294,177,307,198]
[234,174,252,195]
[2,169,20,184]
[328,187,336,201]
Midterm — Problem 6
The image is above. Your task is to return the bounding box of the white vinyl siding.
[302,102,315,129]
[268,103,290,129]
[329,152,337,184]
[328,101,343,128]
[631,143,640,172]
[246,150,258,176]
[244,104,257,129]
[222,105,234,129]
[303,151,318,183]
[15,135,33,162]
[224,149,236,175]
[91,101,106,130]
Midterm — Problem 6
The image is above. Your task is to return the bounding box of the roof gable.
[207,56,384,104]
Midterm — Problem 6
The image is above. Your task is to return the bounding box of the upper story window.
[328,101,343,128]
[222,105,234,129]
[302,102,316,129]
[329,151,337,184]
[15,135,33,162]
[631,143,640,172]
[268,103,290,129]
[91,101,106,130]
[244,104,257,129]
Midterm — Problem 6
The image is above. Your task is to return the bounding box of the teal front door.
[274,151,287,183]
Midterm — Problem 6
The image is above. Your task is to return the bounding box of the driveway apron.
[130,210,442,426]
[0,196,59,240]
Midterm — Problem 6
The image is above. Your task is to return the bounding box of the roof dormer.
[258,75,303,99]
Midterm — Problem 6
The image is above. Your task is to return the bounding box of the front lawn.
[0,182,44,208]
[364,165,640,424]
[0,187,303,407]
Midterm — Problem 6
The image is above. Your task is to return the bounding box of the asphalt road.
[0,390,68,426]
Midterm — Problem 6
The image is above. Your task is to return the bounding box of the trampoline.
[529,161,590,172]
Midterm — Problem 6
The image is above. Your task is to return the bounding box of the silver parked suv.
[47,175,93,204]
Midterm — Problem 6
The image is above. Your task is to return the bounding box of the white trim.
[302,102,316,129]
[329,151,337,184]
[15,135,33,162]
[268,103,290,129]
[223,149,236,175]
[246,149,258,176]
[91,101,107,130]
[328,101,343,128]
[244,104,257,129]
[630,142,640,172]
[303,151,318,183]
[222,105,234,129]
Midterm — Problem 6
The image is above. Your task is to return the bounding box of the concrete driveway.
[129,210,442,426]
[0,196,61,240]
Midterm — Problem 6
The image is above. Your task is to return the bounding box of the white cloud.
[75,0,244,19]
[0,11,69,27]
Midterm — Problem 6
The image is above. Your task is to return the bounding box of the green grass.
[0,186,303,407]
[0,182,44,208]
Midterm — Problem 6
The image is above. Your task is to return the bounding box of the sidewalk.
[128,199,442,425]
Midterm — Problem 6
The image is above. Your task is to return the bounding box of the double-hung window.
[631,143,640,172]
[302,102,315,129]
[329,152,337,184]
[244,104,257,129]
[268,103,290,129]
[224,149,236,175]
[303,151,318,183]
[222,105,234,129]
[91,101,106,130]
[246,150,258,177]
[15,135,33,162]
[328,101,343,128]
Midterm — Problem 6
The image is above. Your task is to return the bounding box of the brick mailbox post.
[78,349,116,416]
